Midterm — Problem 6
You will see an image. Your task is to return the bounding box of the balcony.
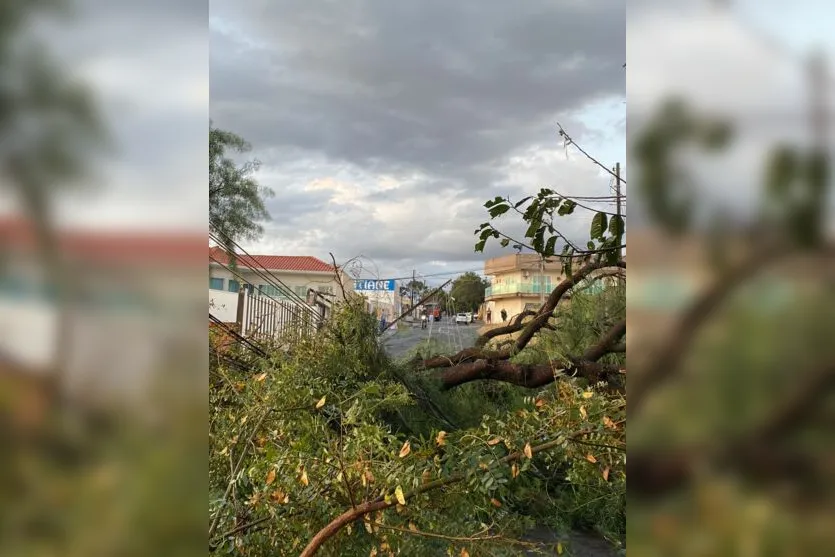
[485,280,607,299]
[485,283,552,298]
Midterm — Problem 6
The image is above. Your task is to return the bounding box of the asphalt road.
[382,318,481,359]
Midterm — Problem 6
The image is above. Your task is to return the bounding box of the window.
[228,280,240,293]
[294,286,308,298]
[209,277,224,290]
[259,284,282,297]
[318,285,333,294]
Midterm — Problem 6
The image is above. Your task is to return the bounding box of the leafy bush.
[209,296,625,555]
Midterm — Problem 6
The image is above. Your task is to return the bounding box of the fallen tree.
[421,260,626,391]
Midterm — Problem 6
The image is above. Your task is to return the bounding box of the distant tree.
[405,279,428,299]
[209,123,273,252]
[0,0,106,387]
[449,271,489,312]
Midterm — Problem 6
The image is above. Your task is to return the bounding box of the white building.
[208,246,353,321]
[0,216,205,407]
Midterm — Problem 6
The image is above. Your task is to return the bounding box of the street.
[382,319,481,359]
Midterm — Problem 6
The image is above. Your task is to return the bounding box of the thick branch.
[582,319,626,362]
[475,310,537,348]
[630,363,835,498]
[425,260,625,369]
[437,358,620,390]
[513,260,625,353]
[607,343,626,354]
[629,248,785,415]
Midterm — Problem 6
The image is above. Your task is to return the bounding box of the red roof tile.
[0,217,206,266]
[209,246,333,273]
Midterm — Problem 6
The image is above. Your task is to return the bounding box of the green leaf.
[525,220,540,238]
[474,240,487,252]
[533,228,545,251]
[488,203,511,218]
[514,196,532,208]
[558,199,577,215]
[544,236,557,256]
[590,212,608,239]
[609,215,624,239]
[499,238,510,248]
[484,196,503,208]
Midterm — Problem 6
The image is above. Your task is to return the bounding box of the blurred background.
[628,0,835,555]
[0,0,206,555]
[3,0,834,554]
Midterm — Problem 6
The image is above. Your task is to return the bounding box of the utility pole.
[809,50,827,153]
[808,50,828,245]
[615,161,623,260]
[411,270,416,310]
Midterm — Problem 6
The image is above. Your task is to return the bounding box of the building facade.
[0,216,206,408]
[482,253,617,323]
[482,254,568,322]
[209,247,351,322]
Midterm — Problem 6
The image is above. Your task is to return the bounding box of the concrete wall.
[209,289,239,322]
[486,297,526,324]
[0,296,57,370]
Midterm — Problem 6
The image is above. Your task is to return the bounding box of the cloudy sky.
[210,0,626,284]
[0,0,208,232]
[5,0,831,284]
[628,0,835,229]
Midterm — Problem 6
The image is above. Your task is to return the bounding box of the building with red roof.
[208,245,352,323]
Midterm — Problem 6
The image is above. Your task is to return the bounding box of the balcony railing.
[485,283,552,297]
[485,280,606,298]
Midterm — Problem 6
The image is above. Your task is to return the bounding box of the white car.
[455,313,469,324]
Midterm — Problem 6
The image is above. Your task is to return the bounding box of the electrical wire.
[209,231,321,319]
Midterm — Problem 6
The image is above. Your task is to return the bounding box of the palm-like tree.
[0,1,107,397]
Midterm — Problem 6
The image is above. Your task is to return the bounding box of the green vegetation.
[209,124,273,253]
[209,288,625,555]
[449,272,490,313]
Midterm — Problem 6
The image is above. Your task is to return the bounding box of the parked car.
[455,313,469,324]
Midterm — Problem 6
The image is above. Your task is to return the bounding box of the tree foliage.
[474,190,624,276]
[210,295,625,555]
[406,279,427,294]
[209,122,627,555]
[209,123,273,252]
[449,272,489,313]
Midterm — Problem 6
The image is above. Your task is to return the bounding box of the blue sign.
[354,279,396,292]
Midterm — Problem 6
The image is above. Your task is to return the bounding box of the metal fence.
[236,288,323,341]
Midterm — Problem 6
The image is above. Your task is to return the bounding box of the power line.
[209,231,321,319]
[556,122,625,183]
[357,267,486,282]
[209,253,318,320]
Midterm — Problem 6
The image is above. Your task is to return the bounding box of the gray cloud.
[211,0,625,274]
[25,0,208,229]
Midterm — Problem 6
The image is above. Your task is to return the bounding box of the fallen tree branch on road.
[629,363,835,498]
[424,261,625,368]
[419,261,626,390]
[436,358,621,390]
